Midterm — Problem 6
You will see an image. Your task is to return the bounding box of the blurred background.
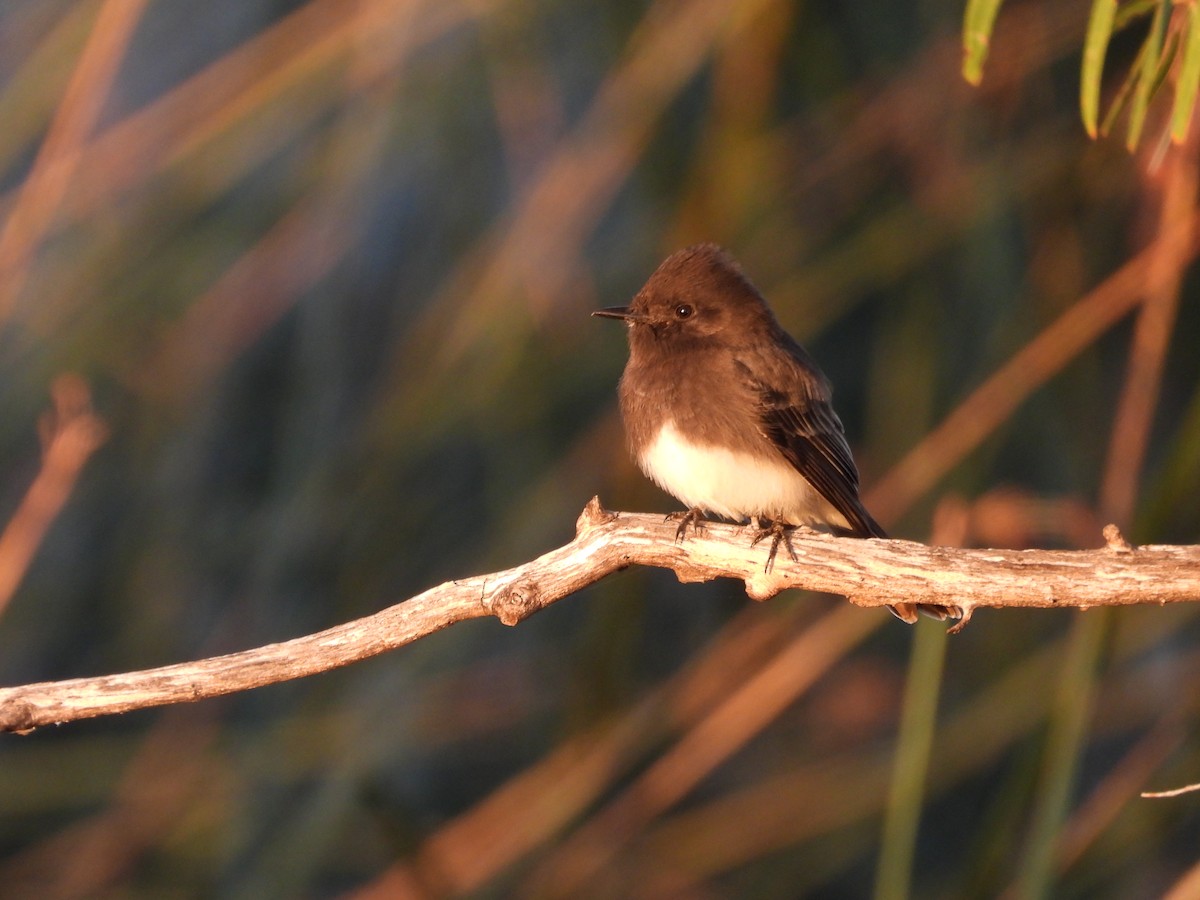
[1,0,1199,897]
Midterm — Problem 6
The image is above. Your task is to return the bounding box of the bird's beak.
[592,306,640,321]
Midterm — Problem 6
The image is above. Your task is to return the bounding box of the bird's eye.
[674,303,694,319]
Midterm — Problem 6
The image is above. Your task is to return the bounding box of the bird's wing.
[737,357,886,538]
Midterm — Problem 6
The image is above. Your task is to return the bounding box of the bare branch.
[3,497,1199,734]
[1142,782,1200,799]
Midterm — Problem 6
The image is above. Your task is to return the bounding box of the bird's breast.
[637,420,849,528]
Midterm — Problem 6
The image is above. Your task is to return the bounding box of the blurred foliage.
[967,0,1200,151]
[0,0,1199,898]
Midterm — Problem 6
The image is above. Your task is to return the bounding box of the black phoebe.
[594,244,941,624]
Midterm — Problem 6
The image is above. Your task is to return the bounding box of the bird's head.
[593,244,775,349]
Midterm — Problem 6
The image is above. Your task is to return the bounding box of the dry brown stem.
[0,0,148,327]
[0,375,108,619]
[2,497,1198,734]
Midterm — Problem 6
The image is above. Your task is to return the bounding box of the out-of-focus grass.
[0,1,1198,898]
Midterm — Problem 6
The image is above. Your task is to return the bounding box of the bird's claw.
[666,508,707,543]
[750,519,798,572]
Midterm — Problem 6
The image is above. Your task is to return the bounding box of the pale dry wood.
[3,497,1200,734]
[1142,782,1200,798]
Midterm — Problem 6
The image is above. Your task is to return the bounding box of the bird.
[593,243,944,624]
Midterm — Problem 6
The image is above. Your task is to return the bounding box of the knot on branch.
[576,496,618,536]
[0,700,39,735]
[1103,523,1135,552]
[489,580,544,626]
[744,571,790,602]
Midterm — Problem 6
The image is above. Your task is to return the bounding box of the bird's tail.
[888,601,955,624]
[849,508,957,624]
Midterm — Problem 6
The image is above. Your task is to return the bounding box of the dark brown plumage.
[595,244,942,624]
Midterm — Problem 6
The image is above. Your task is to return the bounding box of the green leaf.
[1113,0,1160,32]
[1100,38,1151,137]
[1172,3,1200,143]
[1082,0,1118,138]
[962,0,1007,86]
[1150,30,1181,99]
[1127,0,1168,151]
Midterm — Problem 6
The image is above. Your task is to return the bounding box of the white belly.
[637,420,850,529]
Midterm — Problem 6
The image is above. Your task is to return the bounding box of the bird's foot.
[666,508,708,543]
[749,518,799,573]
